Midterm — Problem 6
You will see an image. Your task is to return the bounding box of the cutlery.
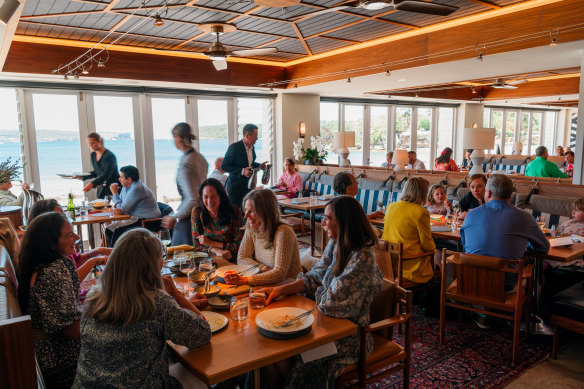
[275,309,314,328]
[238,264,260,276]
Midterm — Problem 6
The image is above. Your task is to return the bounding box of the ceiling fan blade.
[502,84,518,90]
[394,0,458,16]
[507,79,528,85]
[231,47,278,57]
[290,4,355,22]
[212,60,228,71]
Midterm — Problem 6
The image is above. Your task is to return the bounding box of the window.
[395,107,412,150]
[436,107,455,163]
[416,107,432,167]
[504,111,517,154]
[0,89,24,196]
[370,106,388,167]
[151,97,186,204]
[483,107,492,127]
[344,105,364,165]
[543,111,557,150]
[320,102,339,163]
[491,110,503,153]
[198,99,228,175]
[520,112,529,152]
[530,112,542,152]
[238,98,273,169]
[92,95,136,167]
[31,93,84,199]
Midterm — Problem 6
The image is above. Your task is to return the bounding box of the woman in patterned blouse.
[262,196,383,389]
[434,147,460,171]
[74,228,211,388]
[191,178,244,266]
[16,212,82,389]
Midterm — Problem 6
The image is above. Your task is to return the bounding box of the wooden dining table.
[72,210,131,251]
[278,195,334,256]
[166,283,357,388]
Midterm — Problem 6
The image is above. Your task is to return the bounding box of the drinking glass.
[173,250,185,267]
[249,287,266,309]
[230,298,249,321]
[199,257,213,273]
[104,196,113,217]
[160,229,171,248]
[180,257,195,297]
[310,192,317,205]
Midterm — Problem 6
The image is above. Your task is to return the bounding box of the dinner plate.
[216,265,260,279]
[431,225,453,232]
[88,212,111,217]
[208,295,235,311]
[56,173,75,179]
[255,307,314,338]
[203,311,229,334]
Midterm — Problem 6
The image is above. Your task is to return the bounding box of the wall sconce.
[299,121,306,138]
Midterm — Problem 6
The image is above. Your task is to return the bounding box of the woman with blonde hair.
[223,189,302,286]
[74,228,211,388]
[382,177,436,283]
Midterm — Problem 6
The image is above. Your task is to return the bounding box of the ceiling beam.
[291,23,311,55]
[465,0,502,9]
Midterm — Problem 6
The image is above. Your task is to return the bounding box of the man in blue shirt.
[105,165,162,246]
[461,174,549,283]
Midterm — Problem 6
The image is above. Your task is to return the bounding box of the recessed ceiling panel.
[235,18,296,38]
[22,0,104,16]
[325,20,409,42]
[306,36,352,54]
[297,12,363,38]
[269,38,307,54]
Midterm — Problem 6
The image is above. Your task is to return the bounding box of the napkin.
[549,237,573,247]
[222,285,251,296]
[571,234,584,243]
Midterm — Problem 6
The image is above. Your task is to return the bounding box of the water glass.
[199,257,213,273]
[173,250,185,266]
[230,298,249,321]
[310,192,317,205]
[249,287,266,309]
[160,229,171,247]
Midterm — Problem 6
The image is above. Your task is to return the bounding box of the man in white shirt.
[208,157,227,187]
[407,151,426,170]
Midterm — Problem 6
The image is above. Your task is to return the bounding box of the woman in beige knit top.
[223,189,302,286]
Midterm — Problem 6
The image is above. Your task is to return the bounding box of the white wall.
[274,93,321,177]
[455,103,484,162]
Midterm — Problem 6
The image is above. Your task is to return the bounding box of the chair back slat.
[455,265,506,303]
[373,240,395,282]
[369,279,397,339]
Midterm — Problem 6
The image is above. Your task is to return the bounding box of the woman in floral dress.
[16,212,82,389]
[191,178,244,265]
[262,195,383,389]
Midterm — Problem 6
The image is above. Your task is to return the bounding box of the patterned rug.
[367,309,552,388]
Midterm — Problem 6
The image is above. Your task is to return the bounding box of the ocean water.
[0,139,264,201]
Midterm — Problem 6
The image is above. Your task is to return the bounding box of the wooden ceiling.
[16,0,530,62]
[366,68,581,102]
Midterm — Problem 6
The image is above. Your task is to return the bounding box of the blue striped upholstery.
[482,163,526,174]
[313,182,334,196]
[356,189,399,214]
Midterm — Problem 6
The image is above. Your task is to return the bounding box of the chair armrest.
[142,218,162,227]
[366,313,411,333]
[281,212,304,219]
[522,264,533,279]
[402,251,435,261]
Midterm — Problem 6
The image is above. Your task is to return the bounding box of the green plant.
[0,158,23,184]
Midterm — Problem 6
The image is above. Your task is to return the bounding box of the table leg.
[254,368,260,389]
[88,224,96,250]
[76,225,84,253]
[310,209,316,257]
[530,256,553,335]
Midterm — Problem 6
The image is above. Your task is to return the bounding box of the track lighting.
[347,77,351,83]
[81,67,89,75]
[154,14,164,27]
[385,68,391,76]
[294,83,298,88]
[471,86,477,93]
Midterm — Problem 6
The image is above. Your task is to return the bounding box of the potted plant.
[293,132,332,165]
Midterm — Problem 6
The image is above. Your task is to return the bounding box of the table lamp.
[512,142,523,155]
[462,126,496,175]
[393,149,408,171]
[334,131,355,167]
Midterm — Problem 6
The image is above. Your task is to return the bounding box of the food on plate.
[269,314,305,330]
[207,315,226,332]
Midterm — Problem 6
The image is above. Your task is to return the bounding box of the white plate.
[255,307,314,334]
[431,225,452,232]
[203,311,228,334]
[216,264,260,278]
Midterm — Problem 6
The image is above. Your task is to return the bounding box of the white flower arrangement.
[292,133,331,163]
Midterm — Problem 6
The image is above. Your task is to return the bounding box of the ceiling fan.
[291,0,458,22]
[487,77,528,89]
[194,23,278,71]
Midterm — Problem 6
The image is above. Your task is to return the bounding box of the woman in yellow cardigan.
[381,177,436,284]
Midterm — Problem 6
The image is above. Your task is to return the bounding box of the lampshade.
[333,131,355,149]
[299,122,306,138]
[393,149,408,165]
[462,127,496,150]
[513,142,523,154]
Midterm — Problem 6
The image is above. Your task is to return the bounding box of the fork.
[275,309,314,328]
[238,264,260,276]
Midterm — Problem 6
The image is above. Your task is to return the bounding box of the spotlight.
[477,52,483,61]
[385,69,391,76]
[64,74,68,80]
[294,83,298,88]
[347,77,351,83]
[154,14,164,27]
[97,59,105,68]
[550,36,557,47]
[74,72,79,79]
[81,67,89,75]
[471,86,477,93]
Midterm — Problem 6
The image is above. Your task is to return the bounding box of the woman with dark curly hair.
[434,147,460,171]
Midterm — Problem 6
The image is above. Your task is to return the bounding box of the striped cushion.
[482,163,526,174]
[313,182,334,196]
[356,189,399,214]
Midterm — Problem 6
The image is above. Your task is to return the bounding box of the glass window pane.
[151,97,186,206]
[491,110,503,153]
[344,105,363,165]
[0,89,24,196]
[483,107,491,127]
[520,112,529,153]
[504,111,517,155]
[370,106,387,167]
[395,107,412,150]
[320,102,339,164]
[93,95,136,167]
[437,107,454,162]
[237,98,273,168]
[198,100,228,176]
[530,112,542,152]
[544,112,557,150]
[32,93,84,198]
[416,107,432,168]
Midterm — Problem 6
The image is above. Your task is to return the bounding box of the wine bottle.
[66,193,76,221]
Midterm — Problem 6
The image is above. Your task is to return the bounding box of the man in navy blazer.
[221,123,266,208]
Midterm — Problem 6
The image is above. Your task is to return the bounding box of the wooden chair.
[439,249,533,365]
[0,246,18,292]
[375,240,438,290]
[336,280,412,389]
[22,190,44,227]
[141,202,174,232]
[280,212,309,237]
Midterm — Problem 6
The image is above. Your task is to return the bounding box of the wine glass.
[104,195,112,217]
[160,229,171,248]
[179,255,195,297]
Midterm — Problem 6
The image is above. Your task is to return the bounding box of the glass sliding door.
[504,111,517,154]
[416,107,432,168]
[520,112,529,153]
[198,99,228,175]
[320,102,339,164]
[238,98,273,168]
[543,112,557,150]
[31,93,84,199]
[370,106,388,167]
[395,107,412,151]
[436,107,455,163]
[151,97,186,205]
[0,89,24,197]
[344,105,364,165]
[491,110,503,153]
[92,95,136,167]
[530,112,542,153]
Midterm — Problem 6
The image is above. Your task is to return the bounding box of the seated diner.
[276,157,303,198]
[333,172,385,220]
[459,174,487,219]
